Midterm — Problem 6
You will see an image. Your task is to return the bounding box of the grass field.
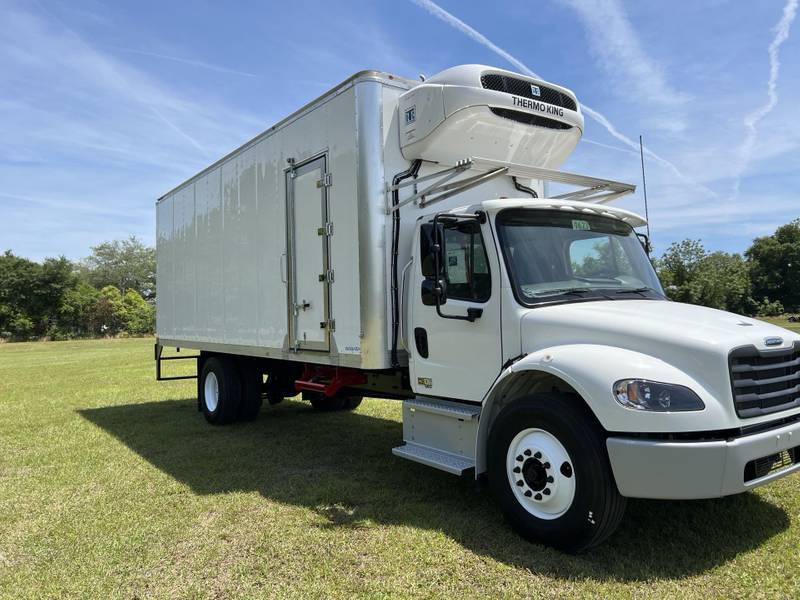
[762,315,800,334]
[1,324,800,598]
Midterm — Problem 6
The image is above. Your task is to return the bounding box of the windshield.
[495,209,664,305]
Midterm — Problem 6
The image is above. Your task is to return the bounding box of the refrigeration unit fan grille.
[481,73,578,111]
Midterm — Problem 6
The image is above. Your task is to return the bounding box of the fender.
[474,344,729,475]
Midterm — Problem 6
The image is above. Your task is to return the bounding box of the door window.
[442,222,491,302]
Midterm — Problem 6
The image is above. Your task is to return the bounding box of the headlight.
[612,379,705,412]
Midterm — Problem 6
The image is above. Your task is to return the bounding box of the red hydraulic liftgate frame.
[294,364,367,397]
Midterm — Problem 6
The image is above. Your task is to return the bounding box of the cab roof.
[476,198,647,228]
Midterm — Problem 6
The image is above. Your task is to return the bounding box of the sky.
[1,0,799,261]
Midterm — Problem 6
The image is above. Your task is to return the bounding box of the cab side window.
[442,221,491,302]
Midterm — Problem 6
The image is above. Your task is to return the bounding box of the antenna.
[639,135,651,239]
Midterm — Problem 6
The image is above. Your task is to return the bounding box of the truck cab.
[397,196,800,551]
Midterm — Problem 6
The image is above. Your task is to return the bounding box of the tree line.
[654,219,799,316]
[0,219,797,342]
[0,237,155,341]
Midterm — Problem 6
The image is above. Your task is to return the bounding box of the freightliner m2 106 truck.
[155,65,800,551]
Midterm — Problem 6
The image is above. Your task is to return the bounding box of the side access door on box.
[285,154,333,352]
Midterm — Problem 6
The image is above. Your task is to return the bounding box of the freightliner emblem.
[764,337,783,347]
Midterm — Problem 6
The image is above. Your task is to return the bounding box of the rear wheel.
[488,393,626,552]
[238,359,264,421]
[199,356,242,425]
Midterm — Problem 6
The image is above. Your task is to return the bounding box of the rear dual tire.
[199,356,242,425]
[488,393,626,553]
[199,356,264,424]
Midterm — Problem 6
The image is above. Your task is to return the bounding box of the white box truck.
[155,65,800,552]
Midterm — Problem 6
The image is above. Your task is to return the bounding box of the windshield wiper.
[615,287,655,296]
[532,287,592,298]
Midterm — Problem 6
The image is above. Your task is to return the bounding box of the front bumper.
[606,418,800,499]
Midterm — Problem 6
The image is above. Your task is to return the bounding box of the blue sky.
[1,0,798,261]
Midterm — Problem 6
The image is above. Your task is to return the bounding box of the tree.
[89,286,128,336]
[82,236,156,300]
[690,252,753,315]
[655,240,755,315]
[0,251,39,338]
[655,239,707,295]
[35,257,77,333]
[0,251,77,339]
[122,289,155,335]
[59,282,101,338]
[746,219,800,312]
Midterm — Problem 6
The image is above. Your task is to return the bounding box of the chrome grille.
[729,342,800,418]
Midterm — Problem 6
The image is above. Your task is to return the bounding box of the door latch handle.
[466,307,483,322]
[294,300,311,315]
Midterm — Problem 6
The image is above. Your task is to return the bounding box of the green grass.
[760,315,800,334]
[2,338,800,598]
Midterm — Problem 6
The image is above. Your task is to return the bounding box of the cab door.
[286,155,331,352]
[408,217,502,402]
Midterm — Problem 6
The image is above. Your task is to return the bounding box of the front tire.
[199,356,242,425]
[488,393,626,552]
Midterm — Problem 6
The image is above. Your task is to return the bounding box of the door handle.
[280,252,287,283]
[467,307,483,321]
[293,300,310,316]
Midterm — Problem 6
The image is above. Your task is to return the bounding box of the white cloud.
[409,0,713,198]
[112,47,258,78]
[731,0,799,199]
[0,2,268,259]
[557,0,690,111]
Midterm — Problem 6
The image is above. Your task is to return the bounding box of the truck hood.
[520,299,798,358]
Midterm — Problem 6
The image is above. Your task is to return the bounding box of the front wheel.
[488,393,626,552]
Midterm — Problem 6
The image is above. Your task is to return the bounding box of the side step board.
[392,397,480,476]
[392,443,475,475]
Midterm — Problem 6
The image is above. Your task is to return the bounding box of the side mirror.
[421,278,447,306]
[420,223,445,278]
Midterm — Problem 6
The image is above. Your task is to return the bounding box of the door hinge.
[316,172,332,188]
[318,269,335,283]
[317,222,334,236]
[286,157,296,178]
[319,319,336,331]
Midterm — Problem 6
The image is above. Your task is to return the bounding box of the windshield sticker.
[572,219,591,230]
